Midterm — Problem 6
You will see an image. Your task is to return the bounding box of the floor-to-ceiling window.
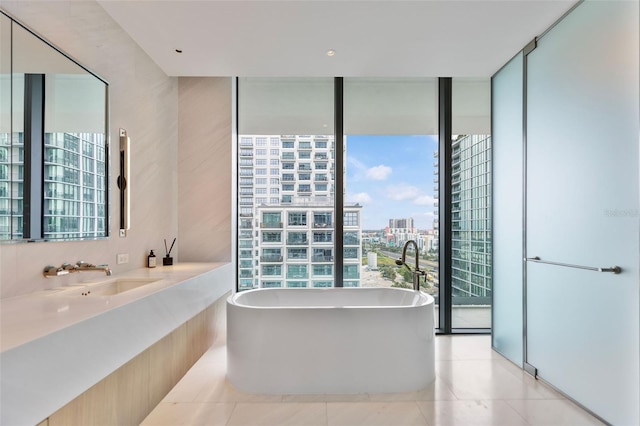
[451,78,492,329]
[236,77,491,333]
[343,77,440,325]
[237,78,336,290]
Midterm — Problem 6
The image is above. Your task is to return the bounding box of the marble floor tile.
[226,402,327,426]
[505,399,606,425]
[145,335,603,426]
[434,335,456,361]
[437,359,561,400]
[168,347,281,404]
[326,402,428,426]
[163,345,229,403]
[194,378,283,403]
[436,335,499,361]
[367,376,458,402]
[282,393,370,402]
[163,371,215,403]
[416,399,529,426]
[187,352,228,379]
[140,402,235,426]
[194,343,227,366]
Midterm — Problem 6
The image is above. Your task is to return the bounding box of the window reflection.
[43,132,105,238]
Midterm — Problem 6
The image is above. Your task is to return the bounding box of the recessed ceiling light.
[326,49,335,57]
[175,49,183,54]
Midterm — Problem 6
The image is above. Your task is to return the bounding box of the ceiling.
[97,0,577,78]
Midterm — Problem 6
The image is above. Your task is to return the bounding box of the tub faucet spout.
[395,240,425,291]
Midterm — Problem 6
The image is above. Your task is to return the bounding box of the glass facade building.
[44,132,106,239]
[0,132,22,239]
[450,134,492,298]
[0,131,106,240]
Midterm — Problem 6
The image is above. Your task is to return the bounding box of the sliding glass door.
[525,2,639,424]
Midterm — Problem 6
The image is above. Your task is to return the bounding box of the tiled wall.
[0,1,234,298]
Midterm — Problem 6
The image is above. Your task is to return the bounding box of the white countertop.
[0,262,225,352]
[0,262,234,426]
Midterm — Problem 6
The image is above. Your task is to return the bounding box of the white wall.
[178,77,234,263]
[0,1,235,299]
[0,0,179,298]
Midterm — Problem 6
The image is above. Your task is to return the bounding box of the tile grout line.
[413,400,432,426]
[324,401,329,426]
[498,399,535,426]
[224,401,238,426]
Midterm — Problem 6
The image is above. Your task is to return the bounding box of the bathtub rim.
[228,286,434,310]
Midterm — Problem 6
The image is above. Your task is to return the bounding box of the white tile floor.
[142,335,604,426]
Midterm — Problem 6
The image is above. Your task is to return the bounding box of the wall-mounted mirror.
[0,10,109,242]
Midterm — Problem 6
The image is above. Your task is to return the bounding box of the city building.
[0,132,105,240]
[238,134,361,290]
[0,133,21,239]
[423,229,438,253]
[433,135,492,298]
[388,217,414,230]
[449,134,492,298]
[385,217,426,249]
[256,202,362,288]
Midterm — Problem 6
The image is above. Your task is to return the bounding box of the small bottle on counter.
[147,250,157,268]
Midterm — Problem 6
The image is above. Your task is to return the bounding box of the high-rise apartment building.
[256,203,362,288]
[432,135,491,297]
[0,133,21,239]
[450,134,492,297]
[0,132,105,240]
[238,134,362,290]
[388,217,414,230]
[386,217,420,248]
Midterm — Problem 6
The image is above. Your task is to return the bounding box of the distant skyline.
[345,134,438,230]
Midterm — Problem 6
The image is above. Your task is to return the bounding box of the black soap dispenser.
[147,250,157,268]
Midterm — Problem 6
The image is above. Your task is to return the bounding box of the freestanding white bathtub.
[226,287,435,394]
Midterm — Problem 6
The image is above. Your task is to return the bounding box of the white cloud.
[347,156,368,172]
[387,185,421,201]
[350,192,372,204]
[387,185,436,206]
[410,211,436,229]
[416,211,435,220]
[346,156,369,182]
[414,195,435,205]
[366,165,392,180]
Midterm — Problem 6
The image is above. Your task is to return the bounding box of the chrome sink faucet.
[395,240,425,291]
[43,261,111,277]
[42,265,71,277]
[76,261,112,276]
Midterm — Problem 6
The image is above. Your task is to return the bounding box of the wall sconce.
[117,128,130,237]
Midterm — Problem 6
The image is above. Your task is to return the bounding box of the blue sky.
[345,134,438,230]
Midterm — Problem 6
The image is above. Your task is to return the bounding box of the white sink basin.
[73,278,160,297]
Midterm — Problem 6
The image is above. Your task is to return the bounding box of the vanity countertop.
[1,261,234,426]
[0,262,228,353]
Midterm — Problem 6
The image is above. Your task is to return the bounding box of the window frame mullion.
[334,77,344,287]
